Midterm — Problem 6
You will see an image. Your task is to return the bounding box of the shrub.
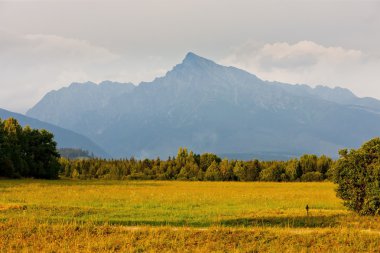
[333,138,380,215]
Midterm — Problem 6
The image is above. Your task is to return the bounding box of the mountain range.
[26,52,380,159]
[0,108,109,157]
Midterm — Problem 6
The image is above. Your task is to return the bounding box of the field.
[1,180,380,252]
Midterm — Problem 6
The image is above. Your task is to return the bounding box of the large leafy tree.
[0,118,10,176]
[0,117,61,179]
[199,153,221,172]
[334,138,380,215]
[1,118,23,177]
[205,161,222,181]
[23,128,61,179]
[299,154,318,174]
[219,159,234,181]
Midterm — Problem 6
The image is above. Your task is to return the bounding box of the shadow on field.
[220,214,345,228]
[103,215,346,228]
[0,179,25,191]
[104,220,212,227]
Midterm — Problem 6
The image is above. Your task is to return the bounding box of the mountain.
[0,108,109,158]
[27,52,380,159]
[27,80,135,133]
[271,82,380,113]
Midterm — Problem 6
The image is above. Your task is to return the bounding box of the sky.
[0,0,379,113]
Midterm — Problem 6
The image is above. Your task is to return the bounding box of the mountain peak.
[184,52,201,60]
[182,52,215,66]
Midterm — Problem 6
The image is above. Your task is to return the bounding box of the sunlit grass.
[0,180,345,226]
[1,180,380,252]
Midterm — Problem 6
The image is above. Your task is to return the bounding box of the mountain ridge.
[26,52,380,159]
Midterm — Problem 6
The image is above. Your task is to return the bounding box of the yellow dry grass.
[1,180,380,252]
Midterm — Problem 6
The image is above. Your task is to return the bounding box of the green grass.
[1,180,380,252]
[0,180,345,227]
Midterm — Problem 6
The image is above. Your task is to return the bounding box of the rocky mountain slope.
[27,53,380,159]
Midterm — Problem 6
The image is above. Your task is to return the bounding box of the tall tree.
[0,117,61,179]
[334,138,380,215]
[1,118,24,177]
[205,161,222,181]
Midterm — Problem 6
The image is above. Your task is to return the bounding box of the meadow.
[1,180,380,252]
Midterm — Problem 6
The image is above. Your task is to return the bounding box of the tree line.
[59,148,94,159]
[0,118,61,179]
[60,147,333,182]
[0,117,334,181]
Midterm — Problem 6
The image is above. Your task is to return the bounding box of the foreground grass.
[1,219,380,252]
[1,180,380,252]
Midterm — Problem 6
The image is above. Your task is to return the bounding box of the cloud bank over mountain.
[2,34,380,114]
[0,30,167,112]
[1,1,379,113]
[222,41,380,99]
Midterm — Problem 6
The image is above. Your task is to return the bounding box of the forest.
[60,147,333,182]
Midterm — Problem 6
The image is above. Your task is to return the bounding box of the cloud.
[0,30,177,113]
[0,31,119,65]
[0,31,124,112]
[24,34,120,64]
[221,41,380,99]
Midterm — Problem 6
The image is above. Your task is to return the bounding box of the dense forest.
[58,148,94,159]
[0,118,61,179]
[60,147,333,182]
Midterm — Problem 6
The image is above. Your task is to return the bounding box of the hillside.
[0,108,109,157]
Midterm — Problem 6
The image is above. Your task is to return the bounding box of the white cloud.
[0,31,119,66]
[221,41,380,99]
[0,31,122,112]
[0,31,169,113]
[24,34,120,64]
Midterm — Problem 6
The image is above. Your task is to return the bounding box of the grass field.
[1,180,380,252]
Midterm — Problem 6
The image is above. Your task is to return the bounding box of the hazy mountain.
[27,80,135,133]
[27,52,380,159]
[0,108,109,157]
[272,82,380,113]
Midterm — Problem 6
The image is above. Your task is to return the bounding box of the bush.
[333,138,380,215]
